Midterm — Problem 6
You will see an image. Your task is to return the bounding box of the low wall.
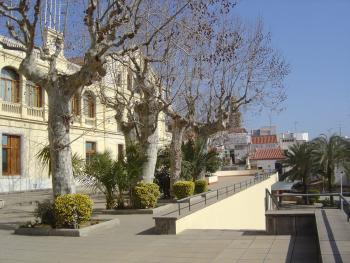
[265,210,317,236]
[173,173,278,234]
[214,170,258,177]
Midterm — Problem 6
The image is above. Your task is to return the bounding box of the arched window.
[0,67,20,103]
[26,81,42,107]
[83,91,95,118]
[71,93,81,116]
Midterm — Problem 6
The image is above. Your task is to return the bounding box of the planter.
[14,218,120,237]
[205,175,218,185]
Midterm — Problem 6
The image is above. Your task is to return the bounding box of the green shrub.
[173,181,195,199]
[194,179,208,194]
[133,183,160,209]
[308,189,320,204]
[54,194,93,228]
[34,200,55,227]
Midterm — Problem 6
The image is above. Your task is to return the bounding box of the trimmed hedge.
[194,179,208,194]
[173,181,195,199]
[54,194,93,228]
[133,183,160,209]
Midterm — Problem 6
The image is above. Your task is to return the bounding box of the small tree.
[79,151,124,209]
[283,143,314,204]
[311,134,350,204]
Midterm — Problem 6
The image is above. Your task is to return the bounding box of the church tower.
[43,0,65,56]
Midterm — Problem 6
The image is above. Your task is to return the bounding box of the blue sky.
[233,0,350,138]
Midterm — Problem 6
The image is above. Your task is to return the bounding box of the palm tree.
[36,146,84,178]
[311,134,350,204]
[283,143,314,204]
[78,151,125,209]
[182,138,221,181]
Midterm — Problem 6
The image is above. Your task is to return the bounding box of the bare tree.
[197,19,290,137]
[99,0,236,183]
[158,18,290,184]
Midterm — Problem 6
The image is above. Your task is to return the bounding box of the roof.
[228,127,247,134]
[250,148,285,161]
[251,135,278,144]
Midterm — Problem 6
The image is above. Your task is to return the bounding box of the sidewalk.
[0,213,318,263]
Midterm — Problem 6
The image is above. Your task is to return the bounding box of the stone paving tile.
[0,203,321,263]
[228,239,254,248]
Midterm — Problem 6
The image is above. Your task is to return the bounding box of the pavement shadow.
[137,227,157,235]
[0,222,20,230]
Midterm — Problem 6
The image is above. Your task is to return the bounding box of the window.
[2,135,21,176]
[118,144,124,160]
[83,92,95,118]
[26,81,42,107]
[0,67,20,103]
[85,141,96,163]
[127,69,133,91]
[71,93,81,116]
[115,71,122,86]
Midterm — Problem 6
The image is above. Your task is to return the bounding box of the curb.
[14,218,120,237]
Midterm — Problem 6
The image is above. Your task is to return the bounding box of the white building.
[208,128,250,165]
[249,148,285,172]
[0,33,170,192]
[278,132,309,151]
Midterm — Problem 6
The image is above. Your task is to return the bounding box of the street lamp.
[340,170,344,210]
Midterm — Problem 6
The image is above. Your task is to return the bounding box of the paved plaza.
[0,213,318,263]
[0,176,319,263]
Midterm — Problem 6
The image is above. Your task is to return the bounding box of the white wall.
[175,173,278,233]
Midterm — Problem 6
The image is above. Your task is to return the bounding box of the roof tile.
[251,135,278,144]
[250,148,285,160]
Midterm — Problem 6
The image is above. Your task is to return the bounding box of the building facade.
[278,132,309,151]
[0,35,170,193]
[208,128,250,165]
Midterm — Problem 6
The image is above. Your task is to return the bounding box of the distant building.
[251,126,277,136]
[249,148,285,173]
[278,132,309,151]
[208,128,250,165]
[250,135,279,152]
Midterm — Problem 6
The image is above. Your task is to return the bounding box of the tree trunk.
[303,181,308,205]
[142,127,159,183]
[169,118,187,193]
[48,88,76,198]
[328,172,334,205]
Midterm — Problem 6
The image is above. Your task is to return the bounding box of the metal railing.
[265,191,350,221]
[265,189,280,211]
[176,173,271,216]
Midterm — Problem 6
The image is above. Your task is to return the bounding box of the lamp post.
[341,170,344,210]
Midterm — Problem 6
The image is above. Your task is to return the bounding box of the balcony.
[0,100,21,117]
[26,106,44,120]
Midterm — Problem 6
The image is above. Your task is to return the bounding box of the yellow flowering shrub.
[54,194,93,228]
[133,183,160,209]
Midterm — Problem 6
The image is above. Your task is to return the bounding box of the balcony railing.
[26,106,44,119]
[0,101,101,129]
[0,100,21,115]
